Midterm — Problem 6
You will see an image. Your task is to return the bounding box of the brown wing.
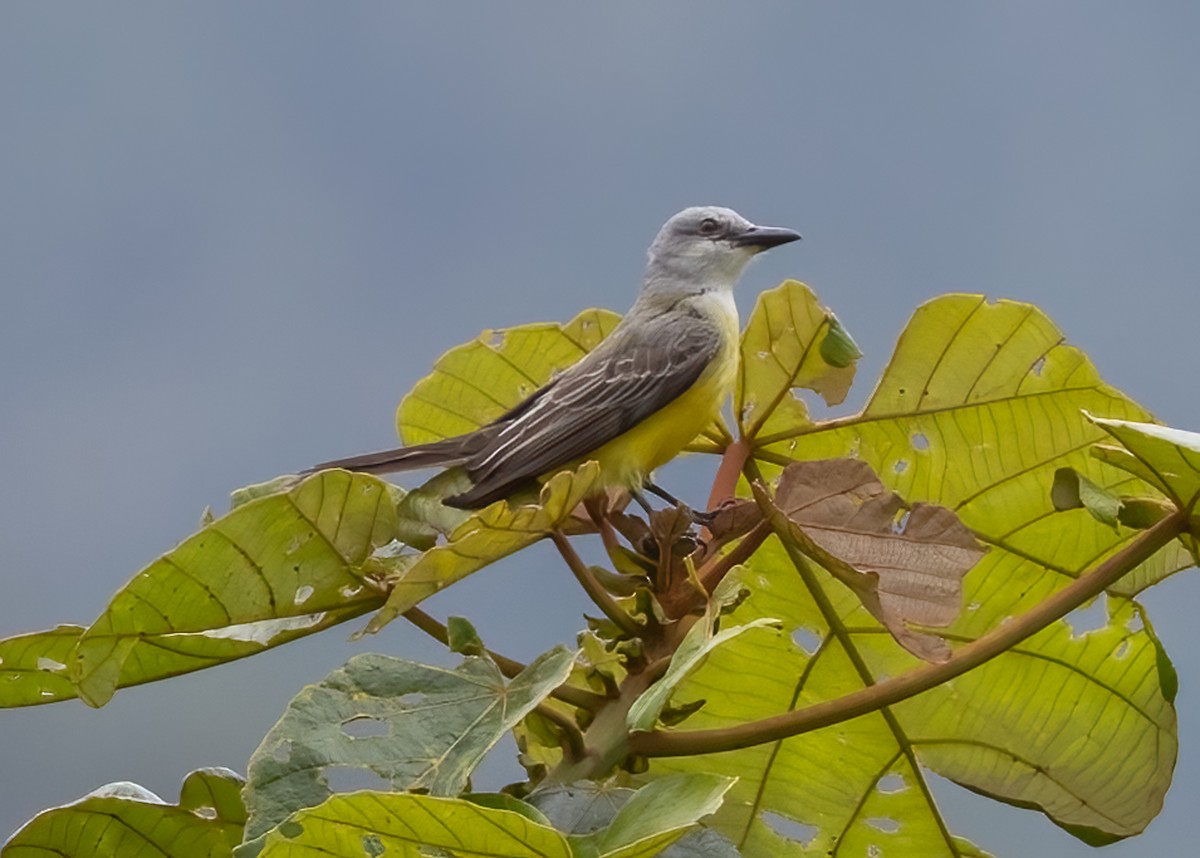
[448,307,720,507]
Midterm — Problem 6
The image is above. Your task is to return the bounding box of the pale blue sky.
[2,4,1199,854]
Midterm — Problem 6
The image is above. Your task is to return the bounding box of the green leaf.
[241,647,574,847]
[66,470,399,707]
[582,774,735,858]
[736,280,859,442]
[0,625,84,707]
[648,294,1179,854]
[447,615,485,654]
[628,608,780,731]
[364,463,601,634]
[398,308,621,445]
[1051,467,1122,528]
[1087,416,1200,511]
[4,768,245,857]
[528,779,740,858]
[256,792,575,858]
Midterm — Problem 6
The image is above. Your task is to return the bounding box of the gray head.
[643,206,801,295]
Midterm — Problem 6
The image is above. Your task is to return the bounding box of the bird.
[310,206,801,511]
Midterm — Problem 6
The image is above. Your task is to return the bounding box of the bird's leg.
[642,480,716,527]
[629,487,657,517]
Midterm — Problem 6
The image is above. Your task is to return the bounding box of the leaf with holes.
[766,459,986,662]
[64,471,399,708]
[645,294,1179,854]
[736,280,860,442]
[0,625,85,707]
[4,768,245,857]
[363,462,600,634]
[239,646,574,852]
[256,792,574,858]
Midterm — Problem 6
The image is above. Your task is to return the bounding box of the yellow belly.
[578,298,739,491]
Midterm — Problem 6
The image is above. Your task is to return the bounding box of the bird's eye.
[698,217,721,236]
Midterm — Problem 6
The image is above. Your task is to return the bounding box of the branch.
[402,606,606,711]
[630,506,1188,758]
[550,529,642,637]
[706,437,752,512]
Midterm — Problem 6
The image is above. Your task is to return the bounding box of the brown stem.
[551,530,642,637]
[402,607,605,711]
[630,508,1188,758]
[697,520,771,594]
[707,437,752,512]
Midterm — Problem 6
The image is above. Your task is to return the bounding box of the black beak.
[731,224,803,251]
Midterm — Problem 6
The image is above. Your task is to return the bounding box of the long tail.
[306,437,467,476]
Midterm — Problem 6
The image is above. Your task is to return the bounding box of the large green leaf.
[398,308,620,444]
[3,768,245,857]
[66,470,399,707]
[365,463,600,634]
[736,280,860,442]
[254,775,732,858]
[256,792,574,858]
[646,292,1181,854]
[0,625,84,707]
[240,647,575,849]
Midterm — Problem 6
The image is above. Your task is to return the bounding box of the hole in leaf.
[324,765,390,793]
[1032,356,1046,376]
[877,773,907,794]
[487,330,505,348]
[792,627,822,655]
[893,460,908,474]
[1126,611,1144,633]
[362,833,386,857]
[1064,593,1108,638]
[867,845,882,857]
[36,657,66,672]
[967,601,981,612]
[341,584,364,598]
[343,715,389,738]
[891,509,910,534]
[911,432,930,451]
[192,805,217,820]
[1114,640,1131,659]
[866,817,900,834]
[273,741,292,763]
[294,585,314,606]
[757,350,770,360]
[761,811,818,846]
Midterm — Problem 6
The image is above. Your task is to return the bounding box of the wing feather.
[452,308,720,505]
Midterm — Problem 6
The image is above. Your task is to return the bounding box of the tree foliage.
[4,282,1197,857]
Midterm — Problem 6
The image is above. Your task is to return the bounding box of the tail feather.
[306,438,466,476]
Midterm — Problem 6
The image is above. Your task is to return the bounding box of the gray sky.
[2,4,1199,854]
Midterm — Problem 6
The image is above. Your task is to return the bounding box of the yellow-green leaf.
[68,471,398,707]
[1088,416,1200,511]
[256,792,574,858]
[647,294,1180,854]
[0,625,84,707]
[737,280,859,442]
[364,462,600,634]
[4,768,244,857]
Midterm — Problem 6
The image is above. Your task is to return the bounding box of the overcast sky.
[2,4,1199,854]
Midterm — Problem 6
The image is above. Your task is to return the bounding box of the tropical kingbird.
[311,206,800,508]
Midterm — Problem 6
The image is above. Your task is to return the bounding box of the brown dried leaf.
[768,459,987,662]
[705,498,764,542]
